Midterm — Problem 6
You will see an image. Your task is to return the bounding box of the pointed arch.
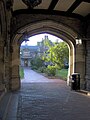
[11,20,80,90]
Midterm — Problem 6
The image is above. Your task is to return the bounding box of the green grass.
[56,69,68,80]
[20,67,24,79]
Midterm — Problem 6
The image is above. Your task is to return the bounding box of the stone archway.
[10,20,85,90]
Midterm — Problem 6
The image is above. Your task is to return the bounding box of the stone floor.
[3,68,90,120]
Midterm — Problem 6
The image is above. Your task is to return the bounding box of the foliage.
[31,66,38,70]
[38,66,46,73]
[30,37,69,78]
[56,69,68,80]
[43,42,69,69]
[20,67,24,79]
[30,56,44,70]
[45,65,57,76]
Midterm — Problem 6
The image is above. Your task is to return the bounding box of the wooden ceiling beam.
[48,0,59,10]
[12,9,84,20]
[83,0,90,3]
[67,0,82,14]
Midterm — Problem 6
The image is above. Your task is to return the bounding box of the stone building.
[20,35,53,66]
[20,45,38,67]
[0,0,90,92]
[37,35,54,57]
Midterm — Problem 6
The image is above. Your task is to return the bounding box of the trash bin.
[71,73,80,90]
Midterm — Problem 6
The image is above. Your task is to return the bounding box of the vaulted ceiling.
[13,0,90,20]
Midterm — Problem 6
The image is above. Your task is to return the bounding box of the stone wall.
[11,14,82,38]
[0,0,12,92]
[0,1,6,92]
[84,15,90,90]
[87,19,90,38]
[86,40,90,90]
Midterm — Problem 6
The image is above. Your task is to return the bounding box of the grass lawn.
[20,67,24,79]
[56,69,68,80]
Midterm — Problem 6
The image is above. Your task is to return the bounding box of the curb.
[77,90,90,96]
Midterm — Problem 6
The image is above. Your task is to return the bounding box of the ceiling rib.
[67,0,82,14]
[48,0,59,10]
[83,0,90,3]
[12,0,90,19]
[13,9,84,20]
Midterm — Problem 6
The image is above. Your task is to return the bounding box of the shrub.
[46,65,56,76]
[56,69,68,80]
[38,66,46,73]
[31,66,38,70]
[30,57,44,69]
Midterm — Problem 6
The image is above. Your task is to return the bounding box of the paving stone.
[17,82,90,120]
[4,69,90,120]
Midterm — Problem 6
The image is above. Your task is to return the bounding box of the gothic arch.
[10,20,85,90]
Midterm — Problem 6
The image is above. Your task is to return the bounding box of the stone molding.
[11,14,82,39]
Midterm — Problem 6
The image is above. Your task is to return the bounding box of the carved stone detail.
[6,0,13,10]
[22,0,42,8]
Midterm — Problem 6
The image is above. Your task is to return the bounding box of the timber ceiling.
[13,0,90,20]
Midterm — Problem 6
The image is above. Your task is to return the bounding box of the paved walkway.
[4,68,90,120]
[21,68,61,83]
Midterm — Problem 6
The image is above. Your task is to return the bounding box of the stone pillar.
[10,44,20,90]
[4,59,10,91]
[5,5,14,91]
[85,39,90,90]
[0,41,5,91]
[75,42,85,89]
[4,46,12,91]
[67,46,74,85]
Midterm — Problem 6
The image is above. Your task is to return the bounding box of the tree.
[30,56,44,69]
[43,42,69,69]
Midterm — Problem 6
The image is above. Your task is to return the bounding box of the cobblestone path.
[5,68,90,120]
[16,69,90,120]
[17,82,70,120]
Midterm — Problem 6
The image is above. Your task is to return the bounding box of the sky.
[21,33,63,46]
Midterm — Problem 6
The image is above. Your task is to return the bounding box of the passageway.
[0,1,90,119]
[3,68,90,120]
[21,67,62,83]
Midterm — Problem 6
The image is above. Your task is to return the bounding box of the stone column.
[4,58,10,91]
[75,42,85,89]
[5,5,14,91]
[10,44,20,90]
[67,46,74,85]
[0,41,5,91]
[85,39,90,90]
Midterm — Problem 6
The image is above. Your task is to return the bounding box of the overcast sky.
[21,33,63,46]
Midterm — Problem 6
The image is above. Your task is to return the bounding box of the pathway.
[5,68,90,120]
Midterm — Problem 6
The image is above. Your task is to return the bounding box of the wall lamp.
[75,37,82,45]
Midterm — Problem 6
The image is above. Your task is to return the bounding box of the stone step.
[77,90,90,96]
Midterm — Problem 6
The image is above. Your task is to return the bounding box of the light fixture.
[17,31,29,45]
[23,31,29,43]
[75,37,82,45]
[22,0,42,9]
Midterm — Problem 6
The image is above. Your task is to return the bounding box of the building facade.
[20,35,53,67]
[20,45,38,67]
[0,0,90,91]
